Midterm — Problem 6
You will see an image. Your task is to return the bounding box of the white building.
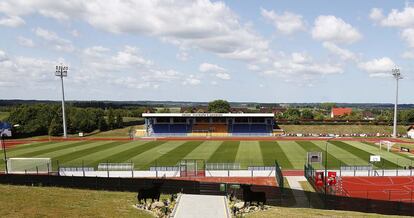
[408,126,414,139]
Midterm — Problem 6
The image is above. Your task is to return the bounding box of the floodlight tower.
[55,64,68,138]
[392,67,402,138]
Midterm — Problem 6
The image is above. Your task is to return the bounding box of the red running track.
[340,177,414,203]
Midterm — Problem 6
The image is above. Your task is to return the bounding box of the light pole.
[392,67,402,138]
[55,64,68,138]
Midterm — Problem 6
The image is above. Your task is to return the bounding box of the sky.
[0,0,413,103]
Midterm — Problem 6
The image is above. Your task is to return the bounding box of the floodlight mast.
[392,67,402,138]
[55,64,68,138]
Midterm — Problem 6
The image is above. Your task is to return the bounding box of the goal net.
[7,158,52,173]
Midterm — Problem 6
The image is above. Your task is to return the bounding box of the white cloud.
[311,15,362,44]
[369,8,384,21]
[370,6,414,54]
[176,49,189,61]
[199,62,231,80]
[401,28,414,47]
[0,15,25,27]
[17,36,35,47]
[0,49,63,87]
[83,46,110,58]
[112,46,153,66]
[78,46,192,89]
[34,27,74,52]
[0,0,270,63]
[322,42,357,61]
[267,52,344,77]
[261,9,305,34]
[71,29,80,37]
[183,75,201,85]
[358,57,395,77]
[376,6,414,28]
[402,50,414,59]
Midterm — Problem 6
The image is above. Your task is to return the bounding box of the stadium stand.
[142,113,275,137]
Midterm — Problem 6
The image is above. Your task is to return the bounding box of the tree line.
[6,104,136,137]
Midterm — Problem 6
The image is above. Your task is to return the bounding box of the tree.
[320,102,336,110]
[400,109,414,125]
[208,100,231,113]
[301,109,314,120]
[284,108,301,120]
[116,113,123,128]
[48,117,62,136]
[97,115,108,131]
[107,108,115,130]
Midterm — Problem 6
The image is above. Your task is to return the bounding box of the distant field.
[0,111,9,121]
[280,125,409,135]
[2,140,413,171]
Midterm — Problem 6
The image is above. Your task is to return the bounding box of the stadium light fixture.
[55,64,68,138]
[392,67,402,138]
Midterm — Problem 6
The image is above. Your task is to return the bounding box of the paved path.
[173,194,230,218]
[285,176,308,207]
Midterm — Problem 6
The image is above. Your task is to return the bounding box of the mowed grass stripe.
[330,141,400,168]
[208,141,240,163]
[235,141,263,168]
[53,141,129,164]
[8,141,56,152]
[278,141,307,169]
[90,141,166,165]
[18,141,96,157]
[184,141,222,160]
[296,141,344,169]
[8,141,75,157]
[147,141,203,167]
[259,141,293,169]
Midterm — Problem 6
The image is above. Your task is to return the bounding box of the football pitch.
[2,140,413,171]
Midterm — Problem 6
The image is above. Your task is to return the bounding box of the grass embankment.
[280,125,409,135]
[0,184,151,218]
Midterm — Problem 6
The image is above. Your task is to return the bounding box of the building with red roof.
[331,107,352,118]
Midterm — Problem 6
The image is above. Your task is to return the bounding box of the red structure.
[331,107,352,118]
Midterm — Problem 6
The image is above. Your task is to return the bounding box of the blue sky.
[0,0,413,103]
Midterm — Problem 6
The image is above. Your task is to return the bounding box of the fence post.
[107,160,109,178]
[36,166,39,175]
[57,160,60,176]
[47,163,50,176]
[131,160,133,178]
[397,159,399,176]
[82,160,85,177]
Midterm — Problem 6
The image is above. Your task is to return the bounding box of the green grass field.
[2,140,414,171]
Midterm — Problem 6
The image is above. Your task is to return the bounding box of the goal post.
[7,158,52,173]
[379,140,395,152]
